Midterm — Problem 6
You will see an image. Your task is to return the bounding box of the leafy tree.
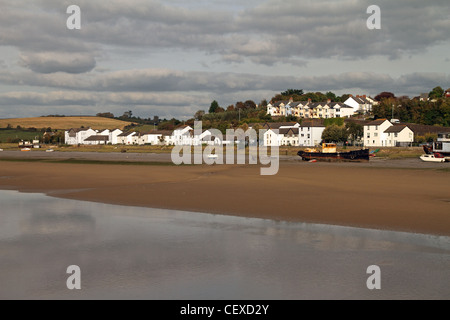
[209,100,220,113]
[194,110,205,120]
[325,91,336,101]
[429,86,444,99]
[345,122,364,141]
[244,100,257,109]
[96,112,115,118]
[281,89,304,96]
[322,125,348,143]
[226,105,235,112]
[235,101,245,110]
[375,92,396,101]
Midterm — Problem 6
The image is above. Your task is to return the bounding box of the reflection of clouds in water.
[0,190,449,299]
[25,211,95,236]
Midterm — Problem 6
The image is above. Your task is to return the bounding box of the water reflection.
[0,190,448,300]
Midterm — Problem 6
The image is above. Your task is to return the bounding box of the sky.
[0,0,449,120]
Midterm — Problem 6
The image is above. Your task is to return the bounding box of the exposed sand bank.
[0,159,449,236]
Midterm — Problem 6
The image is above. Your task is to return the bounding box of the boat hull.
[297,149,370,162]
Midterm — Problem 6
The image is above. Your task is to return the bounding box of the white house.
[139,130,172,145]
[364,119,414,147]
[264,129,283,146]
[364,119,392,147]
[344,95,374,113]
[280,128,299,146]
[328,103,354,118]
[83,135,109,145]
[109,129,123,145]
[172,125,194,145]
[384,125,414,147]
[267,100,291,117]
[117,131,136,145]
[299,124,325,147]
[65,128,97,145]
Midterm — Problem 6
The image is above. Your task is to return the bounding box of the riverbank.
[0,158,449,236]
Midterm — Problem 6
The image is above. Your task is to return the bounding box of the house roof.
[84,135,109,142]
[264,122,298,129]
[384,125,410,133]
[118,131,135,137]
[68,128,92,133]
[279,128,299,135]
[273,101,290,107]
[143,130,173,136]
[290,101,307,107]
[366,119,389,126]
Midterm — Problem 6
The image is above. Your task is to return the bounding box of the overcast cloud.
[0,0,449,119]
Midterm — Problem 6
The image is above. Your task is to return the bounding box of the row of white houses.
[65,119,414,148]
[65,126,222,147]
[267,95,377,118]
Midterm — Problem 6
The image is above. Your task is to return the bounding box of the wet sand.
[0,154,449,236]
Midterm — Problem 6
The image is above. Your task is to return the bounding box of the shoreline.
[0,158,449,236]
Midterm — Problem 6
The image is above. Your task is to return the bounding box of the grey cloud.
[1,0,449,69]
[19,52,96,74]
[0,68,447,101]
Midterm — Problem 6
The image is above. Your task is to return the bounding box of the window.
[374,133,378,137]
[394,133,398,138]
[307,134,310,139]
[367,133,370,138]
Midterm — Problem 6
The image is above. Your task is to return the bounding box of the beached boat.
[298,143,370,162]
[46,149,55,153]
[21,148,31,152]
[420,154,446,163]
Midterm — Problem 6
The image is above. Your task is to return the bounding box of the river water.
[0,190,448,300]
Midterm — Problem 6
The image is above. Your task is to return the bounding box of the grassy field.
[0,129,43,143]
[0,117,134,130]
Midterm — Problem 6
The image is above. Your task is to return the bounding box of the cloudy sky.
[0,0,449,119]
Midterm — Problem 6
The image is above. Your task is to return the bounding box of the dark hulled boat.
[297,143,370,162]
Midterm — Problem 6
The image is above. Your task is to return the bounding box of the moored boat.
[420,153,446,163]
[298,143,370,162]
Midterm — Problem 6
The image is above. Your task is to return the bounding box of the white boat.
[420,154,446,163]
[46,149,54,153]
[21,148,31,152]
[0,149,3,152]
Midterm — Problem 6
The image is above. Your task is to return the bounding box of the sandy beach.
[0,153,449,236]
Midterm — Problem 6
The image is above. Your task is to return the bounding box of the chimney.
[363,95,366,98]
[327,99,331,104]
[289,97,294,103]
[356,95,360,98]
[307,98,312,103]
[349,94,353,97]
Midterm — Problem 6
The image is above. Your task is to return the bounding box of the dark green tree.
[209,100,220,113]
[281,89,304,96]
[429,86,444,99]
